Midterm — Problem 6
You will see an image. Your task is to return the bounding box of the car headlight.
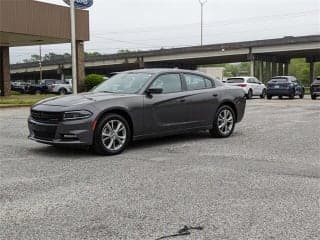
[63,110,92,121]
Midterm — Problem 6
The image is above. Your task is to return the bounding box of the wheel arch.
[95,107,134,137]
[218,101,238,121]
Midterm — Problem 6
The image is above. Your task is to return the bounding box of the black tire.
[210,105,235,138]
[260,89,266,99]
[311,94,317,100]
[267,95,272,100]
[299,89,305,99]
[246,89,253,99]
[59,88,67,95]
[289,90,295,99]
[279,96,283,99]
[93,114,131,155]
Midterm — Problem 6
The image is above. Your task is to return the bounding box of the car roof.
[123,68,207,75]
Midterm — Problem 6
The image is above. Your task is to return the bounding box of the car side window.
[205,78,214,88]
[150,73,182,94]
[184,74,206,90]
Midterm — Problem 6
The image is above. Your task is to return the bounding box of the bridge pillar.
[272,61,277,77]
[259,61,264,82]
[309,61,315,86]
[76,41,85,92]
[0,46,11,96]
[284,63,289,75]
[266,61,271,82]
[278,63,284,75]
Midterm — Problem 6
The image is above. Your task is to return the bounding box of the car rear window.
[270,78,288,83]
[226,78,244,83]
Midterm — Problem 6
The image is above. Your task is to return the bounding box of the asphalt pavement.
[0,97,320,240]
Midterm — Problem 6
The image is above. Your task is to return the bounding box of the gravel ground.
[0,97,320,240]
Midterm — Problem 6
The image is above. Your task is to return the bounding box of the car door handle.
[179,99,186,103]
[212,94,218,97]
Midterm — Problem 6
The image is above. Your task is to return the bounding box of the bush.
[85,74,106,90]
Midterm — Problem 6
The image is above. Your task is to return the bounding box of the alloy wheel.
[217,108,234,135]
[101,119,127,151]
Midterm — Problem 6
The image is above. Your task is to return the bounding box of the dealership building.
[0,0,89,96]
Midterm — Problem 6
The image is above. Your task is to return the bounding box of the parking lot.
[0,97,319,240]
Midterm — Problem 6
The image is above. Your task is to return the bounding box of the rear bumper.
[235,96,246,123]
[267,88,294,96]
[28,117,94,146]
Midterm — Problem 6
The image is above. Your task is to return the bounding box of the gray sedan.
[28,69,246,155]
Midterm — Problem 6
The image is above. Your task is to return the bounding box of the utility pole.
[199,0,207,46]
[70,0,78,94]
[39,45,42,83]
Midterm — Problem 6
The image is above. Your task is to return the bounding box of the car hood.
[37,92,138,107]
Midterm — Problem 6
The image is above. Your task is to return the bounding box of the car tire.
[311,94,317,100]
[299,89,304,99]
[210,105,235,138]
[267,95,272,100]
[260,89,266,99]
[93,114,131,155]
[246,89,253,99]
[35,89,41,95]
[279,96,283,99]
[289,90,295,99]
[59,88,67,95]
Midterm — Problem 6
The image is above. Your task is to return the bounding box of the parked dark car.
[28,69,246,155]
[11,82,29,93]
[25,79,60,94]
[266,76,304,99]
[311,77,320,100]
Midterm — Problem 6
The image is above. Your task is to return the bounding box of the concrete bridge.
[11,35,320,84]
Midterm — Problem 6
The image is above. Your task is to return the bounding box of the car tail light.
[237,84,247,87]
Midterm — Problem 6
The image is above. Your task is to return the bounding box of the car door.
[248,78,258,95]
[143,73,190,134]
[253,78,263,95]
[182,73,220,127]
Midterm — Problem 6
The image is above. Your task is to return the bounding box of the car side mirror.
[146,88,163,95]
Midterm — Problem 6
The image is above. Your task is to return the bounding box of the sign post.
[70,0,77,94]
[63,0,93,94]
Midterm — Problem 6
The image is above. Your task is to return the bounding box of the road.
[1,97,320,240]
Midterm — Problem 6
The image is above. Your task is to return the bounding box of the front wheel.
[59,88,67,95]
[299,89,305,99]
[260,89,266,99]
[93,114,131,155]
[210,105,235,138]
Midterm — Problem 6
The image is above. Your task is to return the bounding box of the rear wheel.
[246,89,253,99]
[289,90,295,99]
[267,95,272,100]
[279,96,283,99]
[311,94,317,100]
[299,89,304,99]
[93,114,131,155]
[210,105,235,138]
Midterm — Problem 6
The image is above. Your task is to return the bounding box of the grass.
[0,92,56,107]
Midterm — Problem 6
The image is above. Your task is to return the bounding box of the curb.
[0,104,31,108]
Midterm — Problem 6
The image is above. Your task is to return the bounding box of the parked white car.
[47,79,73,95]
[225,76,266,99]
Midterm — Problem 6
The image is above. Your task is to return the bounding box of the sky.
[10,0,320,63]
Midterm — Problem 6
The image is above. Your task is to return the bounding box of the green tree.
[85,74,106,90]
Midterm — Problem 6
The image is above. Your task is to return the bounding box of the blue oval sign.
[63,0,93,9]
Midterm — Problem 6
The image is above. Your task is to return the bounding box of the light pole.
[39,45,42,83]
[70,0,78,94]
[199,0,207,46]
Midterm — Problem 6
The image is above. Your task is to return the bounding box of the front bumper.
[28,117,94,146]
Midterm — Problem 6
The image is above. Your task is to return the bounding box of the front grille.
[34,129,56,141]
[31,110,62,124]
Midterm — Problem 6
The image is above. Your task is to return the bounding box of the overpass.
[11,35,320,84]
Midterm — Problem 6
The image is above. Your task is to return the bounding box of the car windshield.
[226,78,244,83]
[93,72,153,94]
